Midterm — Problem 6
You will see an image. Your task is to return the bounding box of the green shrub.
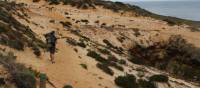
[118,59,126,65]
[117,37,125,43]
[138,79,156,88]
[48,0,60,5]
[0,51,36,88]
[107,55,118,62]
[13,72,36,88]
[149,74,169,83]
[96,63,114,76]
[87,50,107,63]
[77,41,86,48]
[163,19,177,26]
[98,48,110,55]
[80,64,87,70]
[103,39,115,48]
[66,38,77,46]
[129,35,200,83]
[80,19,89,24]
[114,74,138,88]
[60,21,72,28]
[33,0,40,2]
[0,2,46,57]
[109,62,124,71]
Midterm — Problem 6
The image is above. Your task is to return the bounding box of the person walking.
[45,31,57,63]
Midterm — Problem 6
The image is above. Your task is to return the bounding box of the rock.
[63,85,73,88]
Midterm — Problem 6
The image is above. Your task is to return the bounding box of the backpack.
[45,33,57,47]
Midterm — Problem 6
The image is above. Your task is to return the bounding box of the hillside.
[0,0,199,88]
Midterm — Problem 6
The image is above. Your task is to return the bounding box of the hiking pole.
[39,73,57,88]
[47,78,57,88]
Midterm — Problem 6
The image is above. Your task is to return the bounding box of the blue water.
[127,1,200,21]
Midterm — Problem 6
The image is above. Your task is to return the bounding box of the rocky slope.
[0,0,199,88]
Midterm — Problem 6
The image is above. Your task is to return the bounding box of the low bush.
[1,40,24,51]
[80,64,87,70]
[48,0,60,5]
[118,59,126,65]
[103,39,115,49]
[129,35,200,83]
[66,38,77,46]
[98,48,110,55]
[0,5,46,56]
[138,79,156,88]
[0,51,36,88]
[87,50,107,63]
[163,18,181,26]
[77,42,86,48]
[96,63,114,76]
[107,55,118,62]
[149,74,169,83]
[33,0,40,2]
[13,72,36,88]
[114,74,138,88]
[60,21,72,28]
[109,62,124,71]
[117,37,125,43]
[49,20,55,23]
[80,19,89,23]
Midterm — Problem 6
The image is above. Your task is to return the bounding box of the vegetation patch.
[77,41,86,48]
[129,35,200,83]
[107,55,118,62]
[60,21,72,28]
[48,0,60,5]
[80,64,87,70]
[0,3,46,56]
[117,36,126,43]
[98,48,111,55]
[109,62,124,71]
[0,51,36,88]
[163,18,181,26]
[149,74,169,83]
[138,79,156,88]
[96,63,114,76]
[103,39,116,49]
[87,50,107,63]
[66,37,77,46]
[118,59,126,65]
[114,74,138,88]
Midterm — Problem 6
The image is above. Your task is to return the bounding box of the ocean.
[127,1,200,21]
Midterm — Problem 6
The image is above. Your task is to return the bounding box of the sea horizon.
[126,1,200,21]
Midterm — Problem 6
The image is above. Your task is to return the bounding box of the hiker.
[44,31,57,63]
